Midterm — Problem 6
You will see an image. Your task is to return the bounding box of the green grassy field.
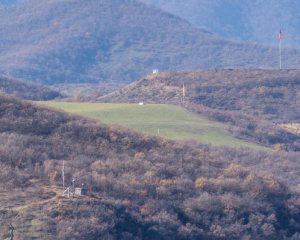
[37,102,268,150]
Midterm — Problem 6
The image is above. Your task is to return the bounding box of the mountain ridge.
[140,0,300,47]
[0,0,299,85]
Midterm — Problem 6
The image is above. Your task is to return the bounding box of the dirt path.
[11,185,61,212]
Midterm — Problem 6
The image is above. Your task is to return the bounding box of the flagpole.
[279,39,282,69]
[279,30,282,69]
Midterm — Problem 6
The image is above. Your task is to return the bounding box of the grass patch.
[37,102,268,150]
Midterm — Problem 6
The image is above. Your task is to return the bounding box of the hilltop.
[0,0,299,86]
[141,0,300,47]
[99,69,300,150]
[0,94,299,239]
[0,76,62,100]
[101,69,300,122]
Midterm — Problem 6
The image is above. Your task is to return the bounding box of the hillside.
[0,94,300,239]
[0,76,62,100]
[99,69,300,150]
[102,69,300,122]
[0,0,300,86]
[140,0,300,47]
[37,102,267,150]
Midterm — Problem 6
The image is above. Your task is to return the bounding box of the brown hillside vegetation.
[0,94,300,239]
[0,76,62,100]
[99,69,300,151]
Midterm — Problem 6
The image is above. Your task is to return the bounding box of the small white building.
[75,187,88,196]
[152,69,158,74]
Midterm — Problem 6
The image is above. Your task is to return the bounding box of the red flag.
[278,30,282,42]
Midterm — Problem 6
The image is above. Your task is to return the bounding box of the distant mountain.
[0,0,299,85]
[0,94,300,239]
[0,76,62,100]
[140,0,300,47]
[99,69,300,150]
[0,0,23,4]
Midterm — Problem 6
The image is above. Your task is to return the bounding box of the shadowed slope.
[0,76,62,100]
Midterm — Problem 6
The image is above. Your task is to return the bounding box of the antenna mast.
[62,160,65,195]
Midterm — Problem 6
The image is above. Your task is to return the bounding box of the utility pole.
[72,178,75,196]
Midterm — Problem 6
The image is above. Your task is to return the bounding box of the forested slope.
[0,94,299,239]
[0,76,62,100]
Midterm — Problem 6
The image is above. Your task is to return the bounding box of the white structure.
[75,187,88,196]
[152,69,158,74]
[139,102,144,106]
